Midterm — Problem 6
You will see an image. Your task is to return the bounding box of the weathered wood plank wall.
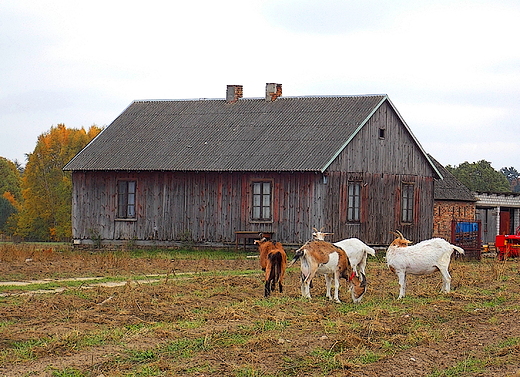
[323,101,436,244]
[72,171,324,244]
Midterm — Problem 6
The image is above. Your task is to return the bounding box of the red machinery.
[495,226,520,260]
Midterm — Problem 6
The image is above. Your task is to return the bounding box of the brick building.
[430,156,477,242]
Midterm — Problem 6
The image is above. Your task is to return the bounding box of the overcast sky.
[1,0,519,170]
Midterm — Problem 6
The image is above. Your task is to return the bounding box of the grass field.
[0,243,519,377]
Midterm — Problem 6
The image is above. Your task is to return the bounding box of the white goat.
[289,240,366,303]
[386,231,465,299]
[334,238,376,277]
[312,229,376,277]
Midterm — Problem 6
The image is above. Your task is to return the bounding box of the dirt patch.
[0,247,520,376]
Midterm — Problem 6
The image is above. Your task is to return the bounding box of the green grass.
[49,367,89,377]
[350,348,383,364]
[6,338,45,361]
[310,348,344,372]
[162,337,211,358]
[239,319,291,333]
[176,318,206,329]
[126,349,157,363]
[428,357,485,376]
[0,319,15,328]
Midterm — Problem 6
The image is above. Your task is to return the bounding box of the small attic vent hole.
[379,128,386,139]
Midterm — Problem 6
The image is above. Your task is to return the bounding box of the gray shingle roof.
[430,155,476,201]
[64,95,391,172]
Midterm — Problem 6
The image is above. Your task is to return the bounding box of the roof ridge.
[132,94,388,103]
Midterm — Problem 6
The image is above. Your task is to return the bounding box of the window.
[378,128,386,139]
[401,183,414,223]
[117,180,136,219]
[347,181,361,222]
[252,181,272,221]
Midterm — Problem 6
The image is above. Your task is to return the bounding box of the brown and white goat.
[290,240,366,303]
[255,238,287,298]
[386,231,465,299]
[312,229,376,278]
[312,229,374,303]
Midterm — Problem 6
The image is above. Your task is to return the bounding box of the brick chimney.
[265,83,282,101]
[226,85,243,104]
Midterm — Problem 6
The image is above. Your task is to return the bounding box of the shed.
[63,84,441,247]
[430,156,479,258]
[474,192,520,245]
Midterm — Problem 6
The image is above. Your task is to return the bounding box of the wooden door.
[500,210,510,235]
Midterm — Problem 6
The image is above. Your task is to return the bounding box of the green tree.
[0,196,16,234]
[500,166,520,193]
[16,124,102,241]
[0,157,22,234]
[0,157,22,200]
[446,160,511,193]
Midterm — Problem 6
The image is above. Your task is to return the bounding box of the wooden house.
[63,84,441,247]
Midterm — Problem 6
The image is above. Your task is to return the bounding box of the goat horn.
[312,227,319,232]
[396,230,405,239]
[360,272,367,287]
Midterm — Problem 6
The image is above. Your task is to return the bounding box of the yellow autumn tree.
[16,124,102,241]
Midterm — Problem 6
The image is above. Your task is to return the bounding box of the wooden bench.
[235,231,274,250]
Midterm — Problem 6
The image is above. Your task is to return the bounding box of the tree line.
[0,124,101,241]
[0,124,518,241]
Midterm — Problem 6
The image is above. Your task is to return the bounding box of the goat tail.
[366,246,376,257]
[288,247,304,267]
[265,251,283,297]
[453,245,465,255]
[269,251,283,284]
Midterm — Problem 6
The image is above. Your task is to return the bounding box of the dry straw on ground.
[0,243,519,377]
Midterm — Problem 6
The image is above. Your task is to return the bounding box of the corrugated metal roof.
[64,95,389,172]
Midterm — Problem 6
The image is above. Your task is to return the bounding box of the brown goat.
[255,238,287,298]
